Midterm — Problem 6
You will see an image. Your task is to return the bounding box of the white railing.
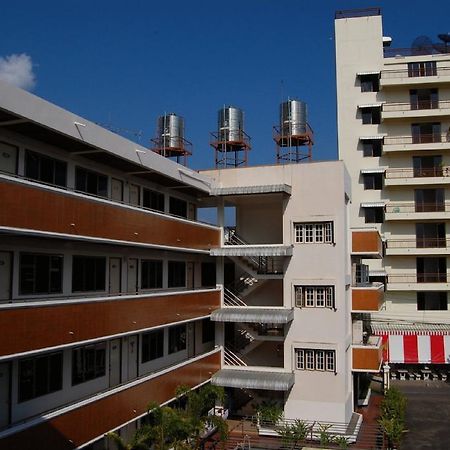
[224,348,247,366]
[224,288,247,307]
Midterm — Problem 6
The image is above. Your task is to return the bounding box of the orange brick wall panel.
[0,352,221,450]
[0,180,220,250]
[352,347,382,371]
[352,289,383,311]
[0,290,220,357]
[352,231,382,255]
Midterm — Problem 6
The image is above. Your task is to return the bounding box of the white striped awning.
[369,269,386,277]
[211,369,294,391]
[361,202,386,208]
[359,135,385,141]
[210,308,294,324]
[361,168,386,174]
[357,71,380,76]
[358,103,383,109]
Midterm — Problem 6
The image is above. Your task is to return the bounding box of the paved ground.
[393,380,450,450]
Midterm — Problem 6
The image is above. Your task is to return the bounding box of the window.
[364,207,384,224]
[410,88,438,110]
[360,74,379,92]
[408,61,437,78]
[362,140,382,157]
[417,257,447,283]
[417,292,447,311]
[75,167,108,197]
[168,324,186,354]
[295,286,335,309]
[168,261,186,288]
[18,352,63,402]
[414,188,444,212]
[141,260,163,289]
[72,256,106,292]
[361,107,381,125]
[416,223,445,248]
[202,318,215,343]
[72,342,106,385]
[142,329,164,362]
[19,253,63,295]
[143,188,164,212]
[294,222,333,244]
[295,349,335,372]
[411,123,441,144]
[25,150,67,187]
[413,155,442,178]
[363,173,383,190]
[169,197,187,218]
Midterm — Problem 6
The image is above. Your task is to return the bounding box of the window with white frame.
[294,222,333,244]
[295,286,335,309]
[295,349,336,372]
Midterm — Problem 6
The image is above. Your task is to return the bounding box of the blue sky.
[1,1,450,169]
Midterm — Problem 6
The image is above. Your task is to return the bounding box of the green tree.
[106,425,153,450]
[277,419,309,449]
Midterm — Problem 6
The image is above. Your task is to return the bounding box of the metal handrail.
[386,201,450,213]
[386,238,449,249]
[383,99,450,112]
[387,272,448,283]
[384,133,449,145]
[384,46,450,58]
[224,348,247,366]
[224,288,247,307]
[385,167,449,178]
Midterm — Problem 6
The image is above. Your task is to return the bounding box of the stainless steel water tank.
[218,106,244,142]
[280,100,307,136]
[158,113,184,149]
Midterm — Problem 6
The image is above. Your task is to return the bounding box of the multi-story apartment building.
[335,8,450,367]
[0,76,381,447]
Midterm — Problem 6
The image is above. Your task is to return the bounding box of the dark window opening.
[417,257,447,283]
[364,207,384,223]
[18,352,63,402]
[72,342,106,385]
[142,329,164,362]
[202,319,215,343]
[169,197,187,218]
[25,150,67,187]
[416,223,446,248]
[143,188,165,212]
[168,324,186,354]
[201,262,216,287]
[413,155,442,177]
[19,253,63,295]
[417,292,447,310]
[363,140,382,157]
[141,260,163,289]
[363,173,383,190]
[411,123,441,144]
[360,74,379,92]
[75,167,108,197]
[361,107,381,125]
[414,188,444,212]
[410,88,438,110]
[72,256,106,292]
[408,61,437,78]
[168,261,186,288]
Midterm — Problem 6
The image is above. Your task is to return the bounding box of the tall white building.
[335,8,450,366]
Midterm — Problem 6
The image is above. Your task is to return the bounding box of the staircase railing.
[224,288,247,306]
[224,347,248,366]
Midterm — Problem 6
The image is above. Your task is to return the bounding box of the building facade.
[335,8,450,367]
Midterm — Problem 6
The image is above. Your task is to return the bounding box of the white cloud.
[0,53,36,90]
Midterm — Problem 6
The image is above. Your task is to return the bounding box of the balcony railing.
[335,7,380,19]
[384,133,450,146]
[381,66,450,79]
[383,46,450,58]
[383,99,450,112]
[385,167,448,179]
[387,273,448,283]
[386,202,450,214]
[386,238,449,249]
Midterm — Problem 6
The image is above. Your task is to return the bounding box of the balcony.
[351,229,383,258]
[386,238,450,256]
[385,167,450,186]
[0,289,220,357]
[352,336,383,372]
[380,66,450,88]
[352,284,384,312]
[382,99,450,120]
[0,350,220,450]
[386,272,450,291]
[385,201,450,221]
[0,175,220,251]
[383,133,450,153]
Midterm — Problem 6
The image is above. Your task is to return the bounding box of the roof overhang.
[359,135,385,141]
[210,245,293,257]
[211,369,294,391]
[361,168,386,174]
[356,71,381,76]
[210,307,294,323]
[361,202,386,208]
[358,103,383,109]
[372,322,450,335]
[210,184,292,197]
